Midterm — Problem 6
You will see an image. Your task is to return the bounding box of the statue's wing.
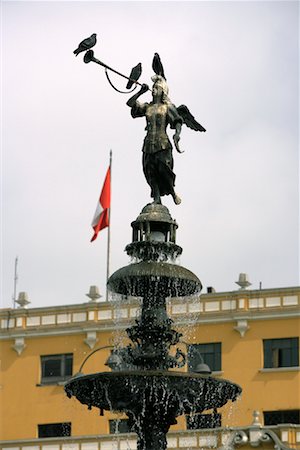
[177,105,206,132]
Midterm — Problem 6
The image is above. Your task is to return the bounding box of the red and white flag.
[91,166,111,242]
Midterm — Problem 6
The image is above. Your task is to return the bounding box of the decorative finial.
[86,285,101,302]
[252,410,262,426]
[235,273,252,290]
[15,291,30,308]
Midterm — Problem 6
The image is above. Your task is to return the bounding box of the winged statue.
[73,38,205,206]
[126,53,206,205]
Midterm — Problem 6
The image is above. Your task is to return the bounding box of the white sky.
[1,1,299,309]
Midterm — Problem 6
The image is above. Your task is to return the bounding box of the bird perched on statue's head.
[152,53,166,80]
[73,34,97,56]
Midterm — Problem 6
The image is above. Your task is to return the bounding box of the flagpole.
[106,149,112,301]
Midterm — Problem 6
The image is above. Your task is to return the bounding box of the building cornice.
[0,309,299,340]
[1,286,299,316]
[1,286,299,339]
[200,285,300,299]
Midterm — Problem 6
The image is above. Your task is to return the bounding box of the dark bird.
[126,63,142,89]
[73,34,97,56]
[152,53,166,80]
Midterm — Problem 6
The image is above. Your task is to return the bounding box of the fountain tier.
[65,370,241,415]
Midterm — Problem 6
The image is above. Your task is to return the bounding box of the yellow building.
[0,284,299,449]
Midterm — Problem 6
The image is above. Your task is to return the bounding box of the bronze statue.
[127,66,206,205]
[127,77,183,205]
[75,39,206,205]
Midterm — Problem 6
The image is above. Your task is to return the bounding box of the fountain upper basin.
[107,261,202,297]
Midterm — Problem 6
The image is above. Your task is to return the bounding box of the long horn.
[84,50,148,89]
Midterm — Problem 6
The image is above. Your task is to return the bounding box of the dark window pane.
[109,419,131,434]
[291,338,299,366]
[41,354,73,383]
[204,353,214,369]
[188,343,221,372]
[264,410,300,425]
[65,355,73,376]
[263,338,299,368]
[38,423,71,438]
[280,348,291,367]
[263,340,273,368]
[43,359,62,377]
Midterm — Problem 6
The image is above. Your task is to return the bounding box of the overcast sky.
[1,1,299,309]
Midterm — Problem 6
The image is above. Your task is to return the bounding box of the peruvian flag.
[91,166,111,242]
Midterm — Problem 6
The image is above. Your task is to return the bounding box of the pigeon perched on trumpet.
[73,34,97,56]
[126,63,142,89]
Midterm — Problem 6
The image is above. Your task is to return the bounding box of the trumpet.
[83,50,148,92]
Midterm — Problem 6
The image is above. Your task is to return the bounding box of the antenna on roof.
[12,256,18,308]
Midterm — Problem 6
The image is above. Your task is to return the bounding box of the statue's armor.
[143,104,171,154]
[130,99,182,199]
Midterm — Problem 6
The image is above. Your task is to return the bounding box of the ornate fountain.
[65,37,242,450]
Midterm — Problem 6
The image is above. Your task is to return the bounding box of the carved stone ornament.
[12,337,26,355]
[84,331,98,349]
[234,319,249,337]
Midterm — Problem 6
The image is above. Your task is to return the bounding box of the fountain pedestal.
[65,204,242,450]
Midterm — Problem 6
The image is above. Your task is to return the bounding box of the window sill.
[259,366,300,373]
[211,371,223,376]
[36,379,71,387]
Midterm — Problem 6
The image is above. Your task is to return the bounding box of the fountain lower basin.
[65,370,241,416]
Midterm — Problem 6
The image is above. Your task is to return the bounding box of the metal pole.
[13,256,18,308]
[78,344,114,373]
[106,150,112,301]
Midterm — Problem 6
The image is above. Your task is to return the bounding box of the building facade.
[0,285,299,449]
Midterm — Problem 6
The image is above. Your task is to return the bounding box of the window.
[264,410,300,426]
[263,338,299,368]
[186,412,221,429]
[41,353,73,384]
[109,419,132,434]
[188,343,221,372]
[38,423,71,438]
